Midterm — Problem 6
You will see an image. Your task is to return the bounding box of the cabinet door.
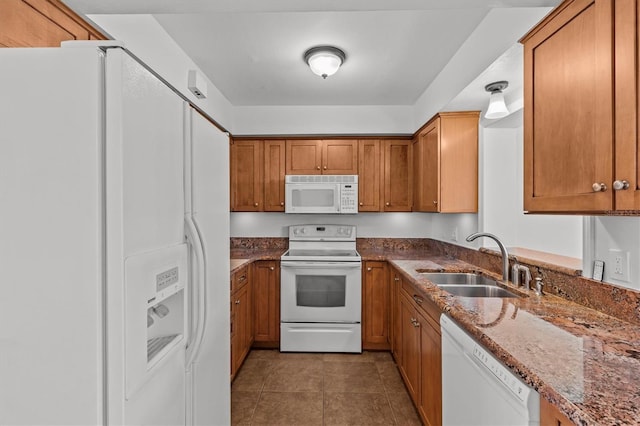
[323,139,358,174]
[415,122,440,212]
[614,0,640,210]
[382,139,413,211]
[390,268,402,362]
[231,283,249,376]
[286,140,322,174]
[418,311,442,426]
[362,261,390,350]
[540,398,572,425]
[230,140,263,211]
[522,0,614,212]
[263,140,286,211]
[358,140,381,211]
[0,0,105,47]
[399,294,420,404]
[253,260,280,347]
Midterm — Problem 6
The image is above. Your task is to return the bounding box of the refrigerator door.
[0,48,105,426]
[185,106,231,425]
[104,47,187,425]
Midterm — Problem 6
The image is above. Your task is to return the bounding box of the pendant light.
[304,46,346,79]
[484,81,509,119]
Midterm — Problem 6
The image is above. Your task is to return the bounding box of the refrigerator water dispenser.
[124,244,188,399]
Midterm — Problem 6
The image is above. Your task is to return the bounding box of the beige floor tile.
[324,392,395,425]
[247,349,280,360]
[376,362,408,394]
[232,358,274,391]
[387,391,423,425]
[263,359,324,392]
[323,351,375,363]
[276,351,325,361]
[231,390,260,425]
[324,362,383,393]
[252,391,323,425]
[370,351,394,363]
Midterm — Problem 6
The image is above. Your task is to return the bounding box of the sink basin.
[419,272,520,298]
[437,284,519,298]
[419,272,498,286]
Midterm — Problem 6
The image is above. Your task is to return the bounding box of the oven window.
[296,275,346,307]
[291,188,335,207]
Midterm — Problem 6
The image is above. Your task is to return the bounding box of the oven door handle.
[281,261,361,269]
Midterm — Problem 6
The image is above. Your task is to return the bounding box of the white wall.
[231,212,432,238]
[590,217,640,291]
[479,119,583,258]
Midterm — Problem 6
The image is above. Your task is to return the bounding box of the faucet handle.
[534,277,544,296]
[511,264,521,286]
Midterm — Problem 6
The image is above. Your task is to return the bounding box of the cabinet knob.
[359,202,363,206]
[433,200,438,205]
[235,300,240,304]
[410,318,420,327]
[385,202,390,206]
[280,201,285,206]
[254,202,259,207]
[316,166,321,170]
[592,182,607,192]
[367,267,372,271]
[270,266,275,271]
[323,165,327,170]
[613,180,630,190]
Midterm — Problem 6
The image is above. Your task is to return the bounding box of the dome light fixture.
[484,81,509,119]
[304,46,346,79]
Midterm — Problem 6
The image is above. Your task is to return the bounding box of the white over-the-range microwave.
[284,175,358,214]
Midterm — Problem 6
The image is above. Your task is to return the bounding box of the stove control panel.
[289,224,356,241]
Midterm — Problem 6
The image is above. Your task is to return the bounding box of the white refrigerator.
[0,42,230,425]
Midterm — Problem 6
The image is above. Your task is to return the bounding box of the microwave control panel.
[340,184,358,214]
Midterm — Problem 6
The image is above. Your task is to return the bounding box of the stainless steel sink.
[419,272,520,298]
[419,272,498,286]
[437,284,519,298]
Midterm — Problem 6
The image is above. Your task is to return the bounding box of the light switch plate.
[592,260,604,281]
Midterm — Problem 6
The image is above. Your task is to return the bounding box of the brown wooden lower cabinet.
[230,266,252,380]
[252,260,280,348]
[362,261,390,350]
[540,398,572,426]
[390,267,402,361]
[397,277,442,426]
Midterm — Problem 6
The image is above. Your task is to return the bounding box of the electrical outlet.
[609,249,630,282]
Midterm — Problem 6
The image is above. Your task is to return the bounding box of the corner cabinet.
[1,0,107,47]
[362,261,390,350]
[413,112,479,213]
[230,139,285,212]
[521,0,640,212]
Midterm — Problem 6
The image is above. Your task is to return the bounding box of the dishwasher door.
[440,314,540,425]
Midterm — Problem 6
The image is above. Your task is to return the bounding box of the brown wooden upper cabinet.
[285,139,358,175]
[413,112,479,213]
[383,139,413,211]
[358,139,382,211]
[230,139,286,212]
[1,0,106,47]
[521,0,640,212]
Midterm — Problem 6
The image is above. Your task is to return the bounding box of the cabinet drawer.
[401,279,440,328]
[232,265,249,293]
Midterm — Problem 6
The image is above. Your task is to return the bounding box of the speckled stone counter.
[387,258,640,426]
[233,237,640,424]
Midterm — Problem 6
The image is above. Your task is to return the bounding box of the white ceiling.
[66,0,560,108]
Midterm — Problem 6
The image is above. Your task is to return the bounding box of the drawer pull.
[235,300,240,304]
[412,294,423,304]
[410,318,420,327]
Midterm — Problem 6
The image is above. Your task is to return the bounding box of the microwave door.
[286,183,340,213]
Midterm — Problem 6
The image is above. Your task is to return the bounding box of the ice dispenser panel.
[124,244,188,399]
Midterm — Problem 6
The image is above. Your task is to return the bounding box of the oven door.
[280,261,361,323]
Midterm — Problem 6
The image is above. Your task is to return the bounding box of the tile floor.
[231,350,422,425]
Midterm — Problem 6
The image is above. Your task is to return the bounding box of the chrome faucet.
[465,232,509,282]
[512,264,532,289]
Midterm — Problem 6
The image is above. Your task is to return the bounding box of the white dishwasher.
[440,314,540,425]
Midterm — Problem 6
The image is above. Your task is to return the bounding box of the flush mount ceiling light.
[304,46,346,79]
[484,81,509,119]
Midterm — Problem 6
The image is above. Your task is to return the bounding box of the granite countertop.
[387,257,640,426]
[232,245,640,424]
